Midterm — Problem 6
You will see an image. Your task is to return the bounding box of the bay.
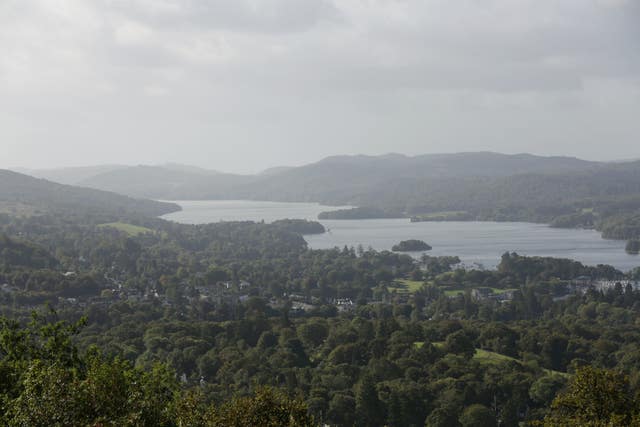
[162,200,640,272]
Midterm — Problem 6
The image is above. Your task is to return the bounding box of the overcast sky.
[1,0,639,173]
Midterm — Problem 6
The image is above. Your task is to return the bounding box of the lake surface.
[162,200,351,224]
[162,200,640,272]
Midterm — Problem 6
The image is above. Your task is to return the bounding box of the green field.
[443,287,518,297]
[417,342,568,377]
[474,348,519,364]
[489,287,518,294]
[98,222,153,236]
[387,281,518,298]
[0,202,38,216]
[474,349,569,377]
[389,279,425,294]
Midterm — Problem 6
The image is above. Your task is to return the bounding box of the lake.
[161,200,351,224]
[162,200,640,272]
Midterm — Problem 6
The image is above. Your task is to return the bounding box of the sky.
[1,0,639,173]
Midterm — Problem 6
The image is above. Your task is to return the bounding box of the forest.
[1,204,640,426]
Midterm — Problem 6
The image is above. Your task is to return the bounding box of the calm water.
[161,200,351,223]
[162,200,640,272]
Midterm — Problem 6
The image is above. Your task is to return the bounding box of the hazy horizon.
[7,150,640,176]
[2,0,639,173]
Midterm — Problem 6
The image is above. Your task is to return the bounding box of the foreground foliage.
[0,313,312,426]
[540,366,640,426]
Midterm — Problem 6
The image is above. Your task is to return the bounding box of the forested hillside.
[78,165,256,200]
[230,152,602,205]
[21,152,602,202]
[0,170,180,219]
[14,165,127,185]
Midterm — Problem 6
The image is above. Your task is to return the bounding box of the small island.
[626,239,640,255]
[392,239,432,252]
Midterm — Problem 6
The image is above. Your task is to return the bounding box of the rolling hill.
[13,165,128,185]
[0,170,180,219]
[24,152,602,202]
[226,152,604,205]
[77,165,256,200]
[14,152,640,227]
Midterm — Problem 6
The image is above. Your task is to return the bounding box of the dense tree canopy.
[0,208,639,425]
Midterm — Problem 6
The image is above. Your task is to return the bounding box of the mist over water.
[163,200,639,272]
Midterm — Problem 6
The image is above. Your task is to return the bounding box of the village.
[3,266,638,317]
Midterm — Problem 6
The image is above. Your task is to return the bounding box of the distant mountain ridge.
[77,166,256,200]
[239,152,602,204]
[13,165,128,186]
[160,163,222,176]
[258,166,295,176]
[15,152,640,225]
[0,169,180,219]
[18,152,603,201]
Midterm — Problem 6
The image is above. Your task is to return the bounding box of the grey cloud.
[104,0,343,33]
[0,0,639,172]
